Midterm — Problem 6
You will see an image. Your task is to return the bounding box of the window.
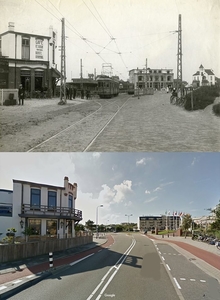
[48,191,57,209]
[30,188,41,208]
[22,36,30,60]
[0,204,12,217]
[46,220,57,235]
[68,194,73,209]
[29,219,41,235]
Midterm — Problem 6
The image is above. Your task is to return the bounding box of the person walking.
[18,84,25,105]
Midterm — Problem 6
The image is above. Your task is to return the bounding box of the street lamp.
[125,214,132,231]
[96,205,103,238]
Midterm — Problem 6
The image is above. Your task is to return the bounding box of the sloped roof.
[199,64,204,68]
[193,71,200,76]
[205,69,215,75]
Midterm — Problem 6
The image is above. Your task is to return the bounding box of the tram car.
[96,75,119,98]
[127,83,134,95]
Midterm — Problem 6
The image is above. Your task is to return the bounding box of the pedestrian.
[73,88,76,99]
[18,84,25,105]
[81,89,84,99]
[69,87,73,100]
[166,86,169,93]
[86,89,90,100]
[66,86,69,99]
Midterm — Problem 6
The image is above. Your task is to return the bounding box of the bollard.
[49,252,53,268]
[162,235,164,238]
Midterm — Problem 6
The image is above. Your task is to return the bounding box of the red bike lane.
[0,236,114,285]
[147,235,220,270]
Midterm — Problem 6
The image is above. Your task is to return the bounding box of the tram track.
[27,95,130,152]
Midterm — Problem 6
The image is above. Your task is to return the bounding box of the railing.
[21,204,82,219]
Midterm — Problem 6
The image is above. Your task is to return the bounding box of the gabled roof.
[199,64,204,69]
[205,69,215,75]
[193,71,200,76]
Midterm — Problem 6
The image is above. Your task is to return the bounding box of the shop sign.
[35,38,44,59]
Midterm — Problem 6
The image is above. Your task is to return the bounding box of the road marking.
[0,286,7,291]
[173,277,181,289]
[200,280,206,283]
[190,279,196,281]
[26,275,35,279]
[166,264,171,271]
[87,238,136,300]
[168,253,171,255]
[173,253,176,255]
[161,256,165,260]
[159,251,161,254]
[70,253,94,266]
[180,278,186,280]
[12,280,22,284]
[98,250,102,253]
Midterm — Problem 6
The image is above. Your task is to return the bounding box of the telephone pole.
[59,18,66,104]
[176,14,182,99]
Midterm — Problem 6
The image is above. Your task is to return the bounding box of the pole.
[177,14,182,99]
[191,88,193,110]
[49,252,53,268]
[59,18,66,104]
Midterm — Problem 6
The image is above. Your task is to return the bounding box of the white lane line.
[158,251,161,254]
[0,286,7,291]
[200,280,206,283]
[12,280,22,284]
[26,275,35,279]
[161,256,165,261]
[166,264,171,271]
[180,278,186,281]
[87,238,136,300]
[98,250,102,253]
[168,253,171,255]
[190,279,196,281]
[173,277,181,289]
[70,253,94,266]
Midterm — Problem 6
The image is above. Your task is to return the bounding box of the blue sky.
[0,0,219,82]
[0,152,219,225]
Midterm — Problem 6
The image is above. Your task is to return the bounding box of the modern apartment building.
[0,22,60,97]
[139,215,180,231]
[0,176,82,239]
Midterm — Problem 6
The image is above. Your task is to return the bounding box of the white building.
[192,64,215,87]
[0,177,82,240]
[0,22,60,97]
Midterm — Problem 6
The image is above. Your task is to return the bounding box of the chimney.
[8,22,15,31]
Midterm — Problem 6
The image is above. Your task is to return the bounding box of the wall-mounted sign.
[35,38,43,59]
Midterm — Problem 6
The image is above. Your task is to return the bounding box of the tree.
[181,214,192,238]
[75,224,85,231]
[210,201,220,230]
[85,219,95,231]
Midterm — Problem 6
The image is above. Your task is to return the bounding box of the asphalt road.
[9,233,180,300]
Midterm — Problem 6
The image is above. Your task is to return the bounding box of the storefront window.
[46,220,57,236]
[29,219,41,235]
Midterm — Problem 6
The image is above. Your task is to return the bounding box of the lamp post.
[96,205,103,238]
[125,214,132,231]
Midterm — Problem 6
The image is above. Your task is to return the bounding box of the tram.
[96,75,119,98]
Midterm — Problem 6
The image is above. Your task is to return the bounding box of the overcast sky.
[0,0,219,82]
[0,152,219,225]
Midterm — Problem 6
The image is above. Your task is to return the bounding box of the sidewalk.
[147,234,220,283]
[0,237,108,299]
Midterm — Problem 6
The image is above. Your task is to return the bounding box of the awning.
[51,68,61,78]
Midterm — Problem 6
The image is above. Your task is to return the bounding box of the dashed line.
[158,251,161,254]
[0,286,7,291]
[98,250,102,253]
[26,275,35,279]
[166,264,171,271]
[12,280,22,284]
[180,278,186,281]
[161,256,165,260]
[200,280,206,283]
[173,277,181,289]
[190,279,196,281]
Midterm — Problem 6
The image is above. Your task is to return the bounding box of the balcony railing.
[20,204,82,220]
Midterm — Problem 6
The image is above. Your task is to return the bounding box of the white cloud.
[160,181,174,187]
[144,197,157,203]
[145,190,151,194]
[124,201,132,206]
[113,180,133,203]
[153,187,162,192]
[93,152,101,158]
[136,157,152,166]
[191,157,196,166]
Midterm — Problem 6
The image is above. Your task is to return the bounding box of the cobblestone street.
[0,92,219,152]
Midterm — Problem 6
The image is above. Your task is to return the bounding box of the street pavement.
[0,233,220,299]
[146,234,220,285]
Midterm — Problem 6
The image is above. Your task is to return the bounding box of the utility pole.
[177,14,183,99]
[59,18,66,104]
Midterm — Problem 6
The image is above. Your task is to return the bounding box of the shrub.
[184,86,220,111]
[213,102,220,116]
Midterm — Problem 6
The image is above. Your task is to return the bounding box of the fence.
[0,233,93,263]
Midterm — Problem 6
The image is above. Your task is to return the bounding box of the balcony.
[19,204,82,221]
